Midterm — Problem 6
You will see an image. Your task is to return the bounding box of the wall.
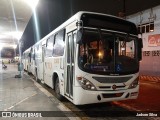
[127,5,160,76]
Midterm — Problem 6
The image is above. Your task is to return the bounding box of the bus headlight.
[128,77,139,89]
[77,77,97,91]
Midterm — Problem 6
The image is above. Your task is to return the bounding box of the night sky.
[20,0,160,52]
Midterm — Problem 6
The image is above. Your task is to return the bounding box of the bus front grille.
[99,85,125,89]
[93,76,132,83]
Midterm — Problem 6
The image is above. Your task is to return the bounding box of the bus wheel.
[35,71,40,83]
[36,77,40,83]
[27,67,29,74]
[55,77,63,101]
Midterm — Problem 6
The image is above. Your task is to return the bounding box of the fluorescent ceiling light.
[0,31,22,40]
[10,31,22,40]
[12,44,17,49]
[0,35,7,39]
[0,46,2,50]
[4,31,22,40]
[0,43,5,50]
[0,43,17,49]
[25,0,39,10]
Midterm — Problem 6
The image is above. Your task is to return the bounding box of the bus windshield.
[78,29,139,75]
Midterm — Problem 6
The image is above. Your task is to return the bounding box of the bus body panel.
[23,11,141,105]
[30,45,36,76]
[73,85,139,105]
[23,47,31,72]
[44,57,55,88]
[63,21,78,100]
[34,40,46,83]
[73,62,139,105]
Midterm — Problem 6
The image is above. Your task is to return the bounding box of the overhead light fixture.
[0,31,22,40]
[0,46,3,51]
[0,43,4,50]
[0,35,6,39]
[12,44,17,49]
[11,31,22,40]
[150,23,154,32]
[4,31,22,40]
[0,43,17,49]
[150,29,154,32]
[25,0,39,10]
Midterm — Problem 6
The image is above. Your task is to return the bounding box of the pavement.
[140,75,160,83]
[0,64,80,119]
[112,73,160,114]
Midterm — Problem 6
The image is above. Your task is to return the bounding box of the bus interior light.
[98,52,102,57]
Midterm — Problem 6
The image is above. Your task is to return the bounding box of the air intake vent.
[93,76,132,83]
[102,93,124,98]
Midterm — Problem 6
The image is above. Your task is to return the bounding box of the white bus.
[23,45,36,76]
[23,11,143,105]
[30,45,36,76]
[23,47,31,72]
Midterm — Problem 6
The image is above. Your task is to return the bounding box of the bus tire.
[35,70,40,83]
[27,66,30,75]
[35,76,40,83]
[55,77,63,101]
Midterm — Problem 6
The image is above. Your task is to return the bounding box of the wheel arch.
[52,72,58,90]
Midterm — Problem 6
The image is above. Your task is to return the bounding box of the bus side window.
[46,36,54,57]
[53,29,65,57]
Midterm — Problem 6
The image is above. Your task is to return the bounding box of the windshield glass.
[78,29,139,75]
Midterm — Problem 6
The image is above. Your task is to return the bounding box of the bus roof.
[24,11,137,51]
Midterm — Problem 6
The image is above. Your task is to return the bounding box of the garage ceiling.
[0,0,32,49]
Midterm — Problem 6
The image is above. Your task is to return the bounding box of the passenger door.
[65,31,77,98]
[41,45,45,83]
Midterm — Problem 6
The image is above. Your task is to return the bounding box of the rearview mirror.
[76,29,83,43]
[137,38,143,61]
